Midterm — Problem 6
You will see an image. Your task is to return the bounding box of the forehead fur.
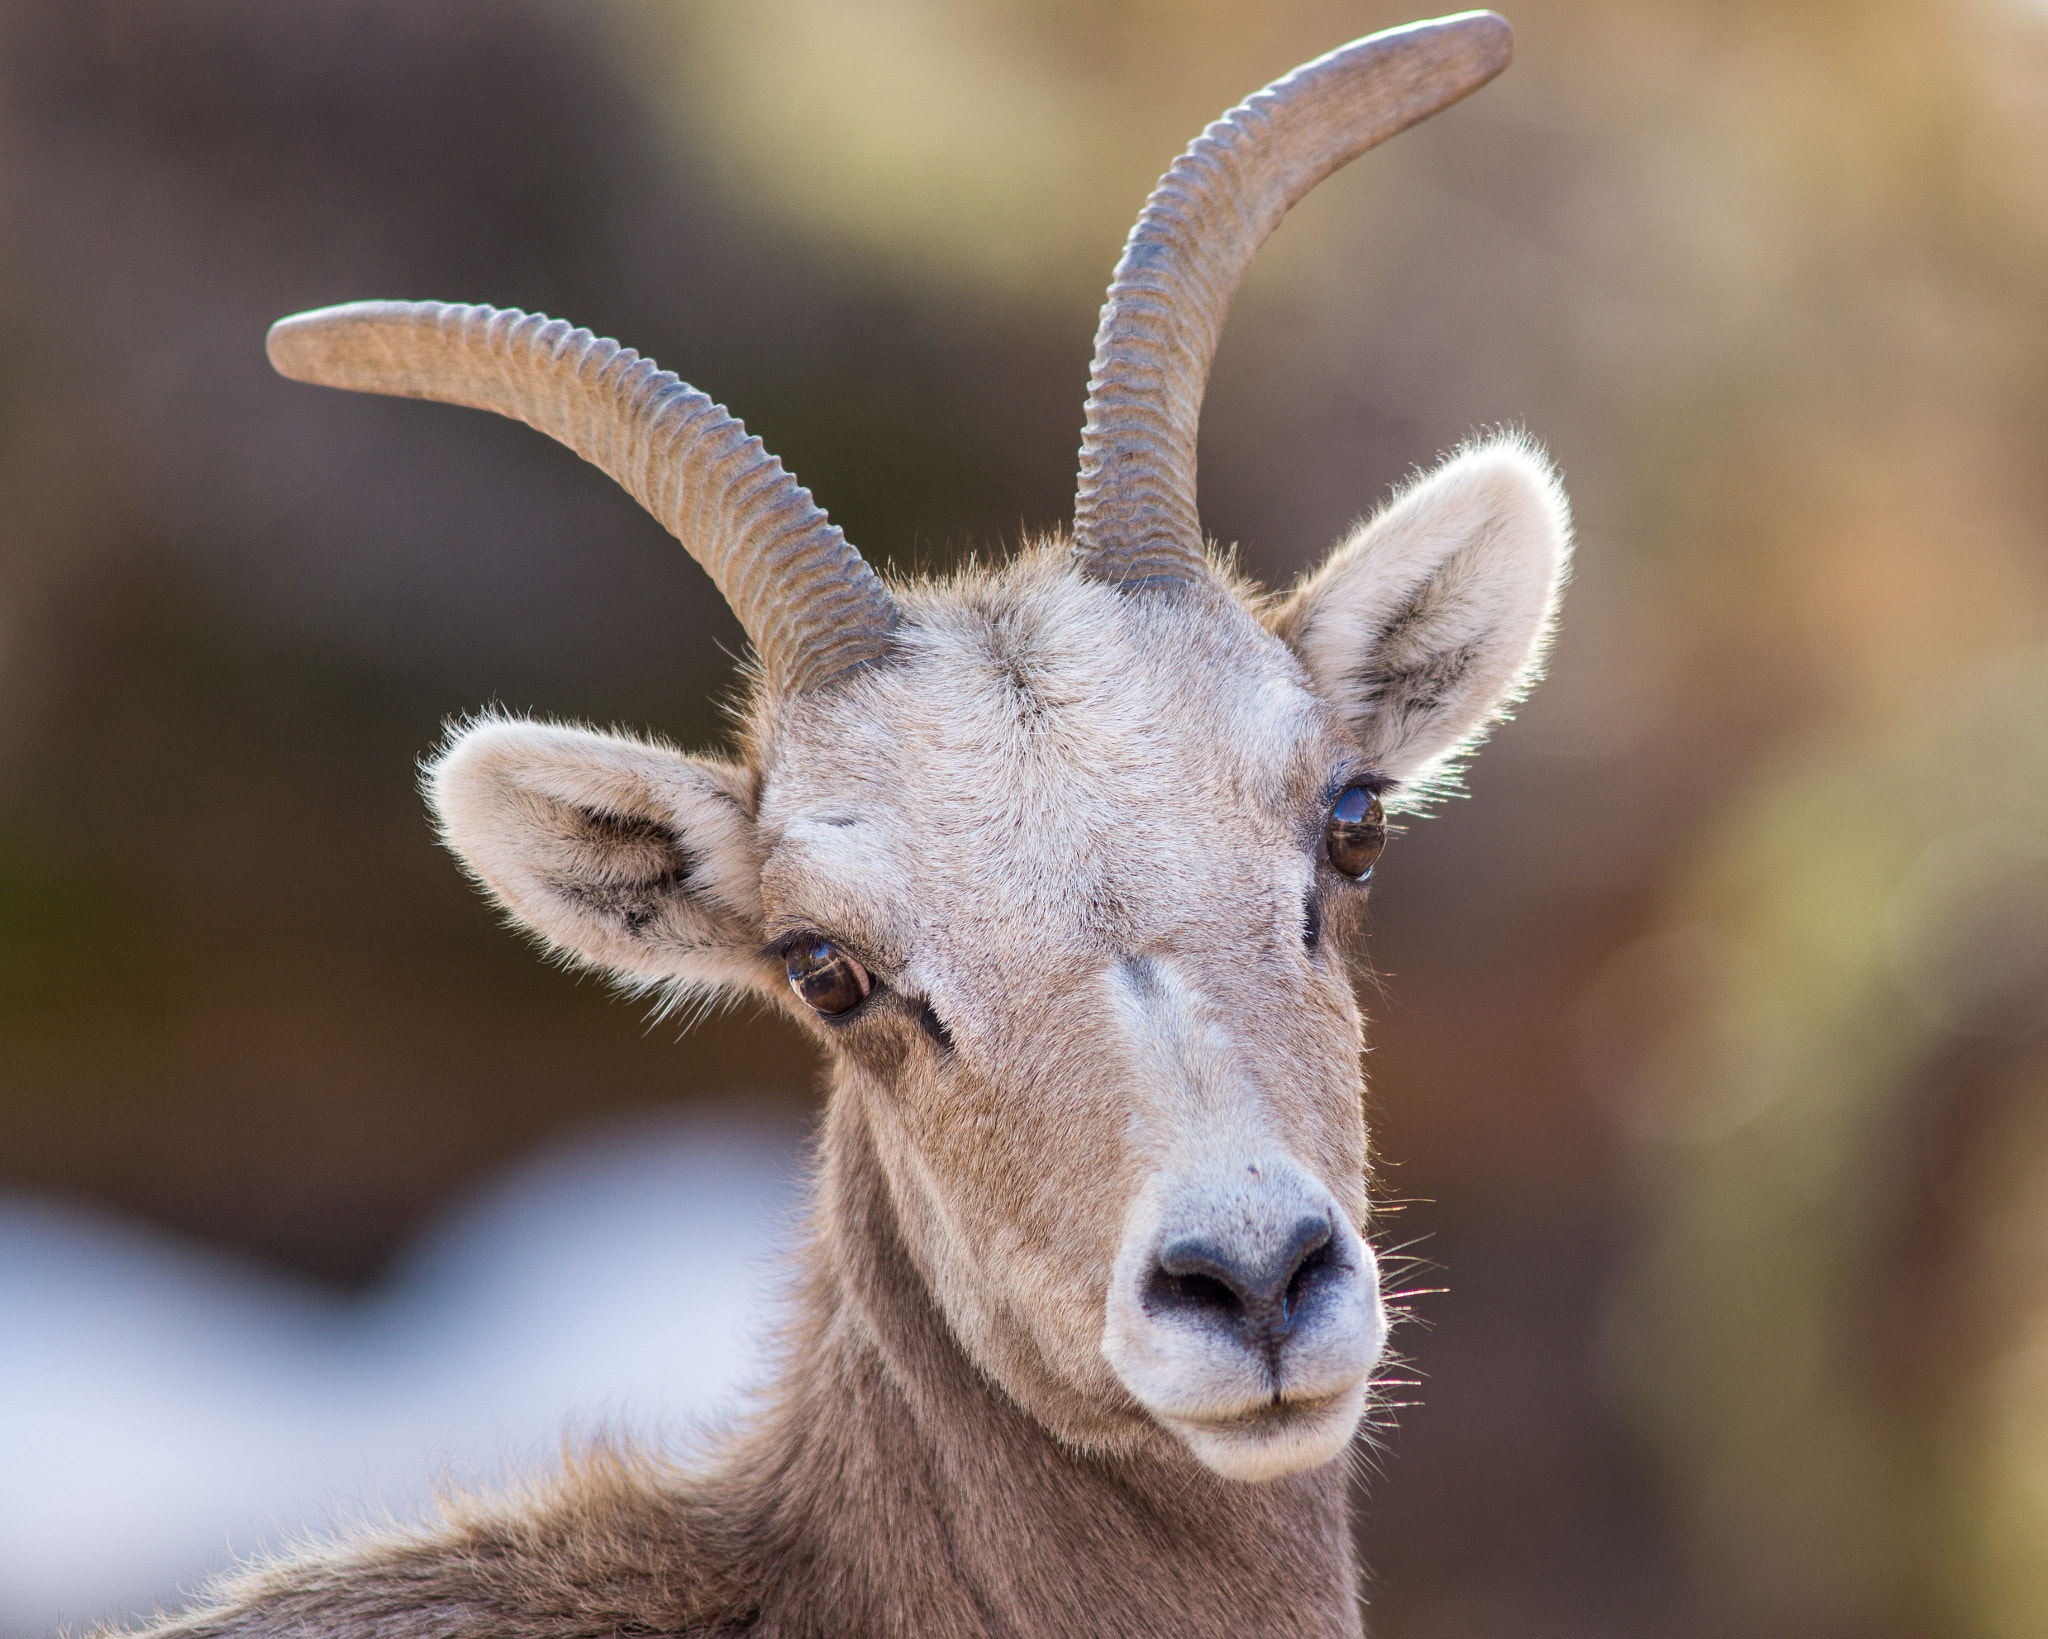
[748,543,1355,964]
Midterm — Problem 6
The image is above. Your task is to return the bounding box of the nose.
[1146,1213,1341,1362]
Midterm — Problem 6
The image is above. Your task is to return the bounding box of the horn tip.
[265,300,447,388]
[265,307,327,384]
[1429,9,1512,41]
[1397,11,1513,82]
[1455,10,1514,73]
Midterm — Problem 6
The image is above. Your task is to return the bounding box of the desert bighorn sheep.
[133,12,1568,1637]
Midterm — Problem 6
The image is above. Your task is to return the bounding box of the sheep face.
[427,438,1568,1481]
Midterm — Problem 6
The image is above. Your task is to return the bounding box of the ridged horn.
[267,300,900,696]
[1072,11,1513,585]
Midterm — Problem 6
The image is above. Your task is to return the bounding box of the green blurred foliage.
[1609,649,2048,1639]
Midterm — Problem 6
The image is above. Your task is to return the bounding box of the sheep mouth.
[1179,1389,1348,1435]
[1158,1379,1372,1482]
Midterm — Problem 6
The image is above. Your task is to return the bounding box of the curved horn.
[267,300,899,696]
[1072,11,1513,585]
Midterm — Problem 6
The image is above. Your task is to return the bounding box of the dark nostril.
[1147,1215,1342,1349]
[1152,1238,1252,1320]
[1281,1218,1336,1325]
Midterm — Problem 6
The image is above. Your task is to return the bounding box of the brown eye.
[1326,785,1386,880]
[787,938,871,1016]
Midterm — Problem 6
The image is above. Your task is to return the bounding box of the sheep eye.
[1326,786,1386,880]
[787,939,871,1016]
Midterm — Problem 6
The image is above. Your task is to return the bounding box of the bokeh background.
[3,1,2046,1635]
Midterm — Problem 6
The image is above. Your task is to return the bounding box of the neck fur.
[702,1083,1364,1639]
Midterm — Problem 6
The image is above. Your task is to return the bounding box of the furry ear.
[1270,435,1571,800]
[426,717,771,998]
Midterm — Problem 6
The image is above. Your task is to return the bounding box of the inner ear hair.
[561,804,694,886]
[427,716,769,993]
[549,806,695,934]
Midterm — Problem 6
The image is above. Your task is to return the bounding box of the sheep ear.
[1270,436,1571,800]
[427,718,771,997]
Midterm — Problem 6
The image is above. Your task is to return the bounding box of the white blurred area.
[0,1106,805,1636]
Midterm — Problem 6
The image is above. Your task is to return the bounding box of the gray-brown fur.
[120,516,1564,1639]
[132,1043,1355,1639]
[123,16,1574,1636]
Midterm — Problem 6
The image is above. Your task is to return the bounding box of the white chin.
[1165,1378,1370,1483]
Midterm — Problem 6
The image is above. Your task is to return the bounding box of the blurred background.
[1,1,2045,1634]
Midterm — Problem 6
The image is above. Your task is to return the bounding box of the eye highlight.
[787,938,871,1016]
[1325,785,1387,880]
